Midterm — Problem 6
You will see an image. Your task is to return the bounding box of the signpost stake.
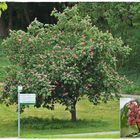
[18,90,20,138]
[18,85,23,138]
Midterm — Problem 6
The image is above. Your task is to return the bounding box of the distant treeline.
[0,2,74,37]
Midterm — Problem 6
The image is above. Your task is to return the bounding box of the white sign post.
[17,86,36,138]
[18,85,22,138]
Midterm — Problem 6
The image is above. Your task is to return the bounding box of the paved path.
[51,131,120,136]
[0,131,120,139]
[120,94,140,99]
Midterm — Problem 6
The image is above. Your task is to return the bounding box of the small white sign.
[20,94,36,104]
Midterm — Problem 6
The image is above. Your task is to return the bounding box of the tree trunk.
[23,3,30,26]
[136,122,140,133]
[70,101,77,121]
[0,17,6,37]
[8,3,13,33]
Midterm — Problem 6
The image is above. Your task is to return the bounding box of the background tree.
[77,3,140,70]
[0,2,7,37]
[0,2,7,17]
[0,2,140,70]
[0,2,66,37]
[1,6,131,121]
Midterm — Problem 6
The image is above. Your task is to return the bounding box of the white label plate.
[20,94,36,104]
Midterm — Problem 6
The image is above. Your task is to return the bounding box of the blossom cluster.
[127,101,140,125]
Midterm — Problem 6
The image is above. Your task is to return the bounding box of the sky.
[120,98,134,109]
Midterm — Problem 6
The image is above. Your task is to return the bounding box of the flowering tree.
[1,6,131,121]
[127,101,140,132]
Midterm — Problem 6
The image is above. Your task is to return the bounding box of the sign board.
[17,85,36,138]
[20,93,36,104]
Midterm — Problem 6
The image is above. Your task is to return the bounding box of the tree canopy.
[78,3,140,69]
[1,6,131,121]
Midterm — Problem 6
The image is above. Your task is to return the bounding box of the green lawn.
[0,98,119,138]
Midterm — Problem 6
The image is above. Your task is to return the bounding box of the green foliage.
[0,38,14,83]
[0,2,7,16]
[120,69,140,95]
[1,6,131,117]
[77,3,140,69]
[121,104,129,128]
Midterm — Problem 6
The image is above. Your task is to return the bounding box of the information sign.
[20,94,36,104]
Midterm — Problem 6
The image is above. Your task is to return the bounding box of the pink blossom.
[48,80,51,84]
[54,81,59,85]
[89,38,93,42]
[81,34,85,39]
[128,117,136,125]
[136,118,140,123]
[74,54,78,59]
[90,52,94,56]
[38,76,41,78]
[128,109,136,117]
[80,42,85,46]
[128,101,138,109]
[63,92,68,96]
[138,111,140,115]
[127,100,140,129]
[82,51,86,55]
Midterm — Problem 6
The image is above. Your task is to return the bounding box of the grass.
[0,98,119,138]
